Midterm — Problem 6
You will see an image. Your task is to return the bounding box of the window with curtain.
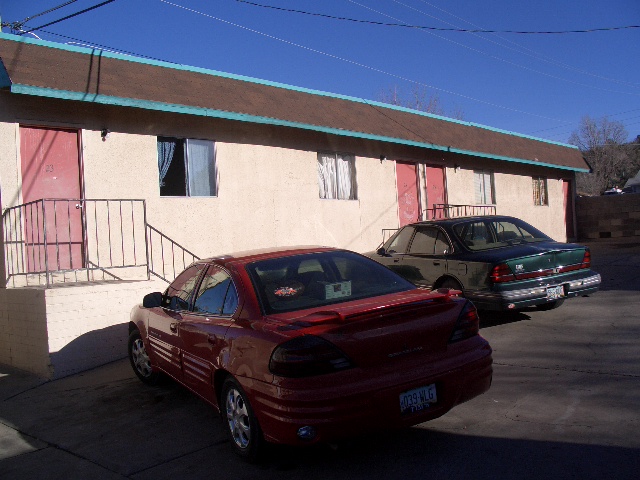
[474,170,495,205]
[532,177,548,206]
[317,152,357,200]
[157,136,217,197]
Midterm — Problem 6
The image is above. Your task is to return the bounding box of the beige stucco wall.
[0,122,20,208]
[1,123,575,272]
[0,287,49,376]
[81,134,399,258]
[0,122,19,288]
[0,278,166,378]
[445,166,569,242]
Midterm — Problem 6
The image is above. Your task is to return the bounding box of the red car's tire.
[128,330,160,385]
[221,377,264,462]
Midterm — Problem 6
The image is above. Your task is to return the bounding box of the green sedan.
[365,215,601,311]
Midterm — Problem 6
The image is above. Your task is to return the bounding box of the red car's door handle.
[170,323,178,332]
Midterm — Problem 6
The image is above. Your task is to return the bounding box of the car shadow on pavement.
[478,310,531,328]
[1,359,638,479]
[250,427,639,480]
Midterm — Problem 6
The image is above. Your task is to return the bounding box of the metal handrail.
[3,198,202,287]
[379,204,497,247]
[146,224,200,283]
[2,199,149,287]
[430,204,496,219]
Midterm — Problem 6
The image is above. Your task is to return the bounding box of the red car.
[128,247,492,460]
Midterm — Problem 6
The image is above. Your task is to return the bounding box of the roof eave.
[8,83,590,174]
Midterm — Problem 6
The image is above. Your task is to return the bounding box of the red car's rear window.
[247,251,414,314]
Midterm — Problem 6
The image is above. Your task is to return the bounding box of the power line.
[158,0,570,124]
[349,1,640,99]
[40,29,176,63]
[235,0,640,35]
[406,0,640,90]
[13,0,78,29]
[21,0,118,35]
[2,0,79,32]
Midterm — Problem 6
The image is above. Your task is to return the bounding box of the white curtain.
[474,170,494,204]
[186,139,217,196]
[533,177,547,205]
[337,154,356,200]
[318,153,356,200]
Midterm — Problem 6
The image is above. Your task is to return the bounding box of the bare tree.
[377,84,464,120]
[569,116,637,195]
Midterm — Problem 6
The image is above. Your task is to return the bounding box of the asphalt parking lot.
[1,238,639,479]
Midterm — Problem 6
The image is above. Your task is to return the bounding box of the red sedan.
[128,247,492,460]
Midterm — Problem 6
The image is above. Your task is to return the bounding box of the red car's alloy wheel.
[128,330,159,385]
[222,378,263,461]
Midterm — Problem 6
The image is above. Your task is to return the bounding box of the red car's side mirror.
[142,292,163,308]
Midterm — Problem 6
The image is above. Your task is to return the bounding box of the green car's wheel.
[440,278,463,293]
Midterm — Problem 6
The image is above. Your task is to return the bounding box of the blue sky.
[1,0,639,143]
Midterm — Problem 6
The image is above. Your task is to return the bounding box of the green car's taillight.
[489,263,516,283]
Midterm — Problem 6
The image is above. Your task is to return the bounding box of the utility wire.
[2,0,78,31]
[404,0,640,90]
[530,109,640,134]
[159,0,569,124]
[350,1,640,99]
[235,0,640,35]
[21,0,79,21]
[40,29,176,63]
[20,0,118,35]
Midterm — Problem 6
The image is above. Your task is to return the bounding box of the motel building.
[0,34,589,378]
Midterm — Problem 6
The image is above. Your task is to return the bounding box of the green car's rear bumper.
[466,271,601,311]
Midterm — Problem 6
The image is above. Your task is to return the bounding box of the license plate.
[399,384,437,414]
[546,285,565,299]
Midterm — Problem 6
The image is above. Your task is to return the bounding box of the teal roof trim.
[0,33,579,152]
[0,60,10,88]
[10,82,589,173]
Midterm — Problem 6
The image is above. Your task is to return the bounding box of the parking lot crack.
[493,362,640,378]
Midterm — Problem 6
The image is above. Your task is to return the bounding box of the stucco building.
[0,33,589,378]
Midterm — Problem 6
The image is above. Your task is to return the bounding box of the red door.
[563,180,575,240]
[20,126,84,272]
[395,161,420,227]
[425,166,446,219]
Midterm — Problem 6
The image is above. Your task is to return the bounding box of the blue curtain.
[158,139,176,187]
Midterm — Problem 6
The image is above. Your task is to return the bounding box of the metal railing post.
[143,200,150,280]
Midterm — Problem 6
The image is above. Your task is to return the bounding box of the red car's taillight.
[489,263,516,283]
[269,335,352,377]
[449,301,480,343]
[581,249,591,268]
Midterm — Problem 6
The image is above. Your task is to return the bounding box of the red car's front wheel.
[128,330,159,385]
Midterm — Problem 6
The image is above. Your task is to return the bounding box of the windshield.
[247,251,414,314]
[453,218,550,251]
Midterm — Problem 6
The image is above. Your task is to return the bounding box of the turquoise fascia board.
[0,60,10,88]
[10,82,589,173]
[0,32,579,152]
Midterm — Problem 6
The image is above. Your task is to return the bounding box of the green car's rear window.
[453,219,550,251]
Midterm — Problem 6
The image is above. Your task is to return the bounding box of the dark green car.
[366,215,601,311]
